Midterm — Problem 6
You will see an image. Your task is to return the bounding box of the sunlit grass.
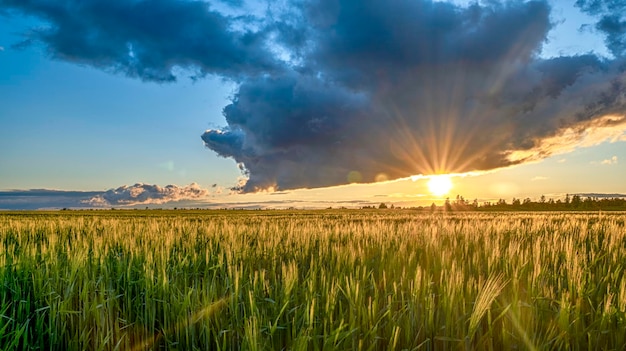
[1,210,626,350]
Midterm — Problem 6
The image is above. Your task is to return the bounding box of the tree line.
[442,194,626,211]
[370,194,626,211]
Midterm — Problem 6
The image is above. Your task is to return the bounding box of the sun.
[427,175,453,196]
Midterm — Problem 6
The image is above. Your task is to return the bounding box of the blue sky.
[1,0,625,209]
[1,14,239,190]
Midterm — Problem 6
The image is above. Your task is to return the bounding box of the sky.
[1,0,625,209]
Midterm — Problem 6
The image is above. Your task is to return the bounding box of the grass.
[1,210,625,350]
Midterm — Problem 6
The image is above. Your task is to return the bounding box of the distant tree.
[571,195,582,208]
[540,195,546,203]
[444,198,452,212]
[455,195,464,206]
[430,203,437,212]
[378,202,388,209]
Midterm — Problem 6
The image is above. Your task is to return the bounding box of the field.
[1,210,626,350]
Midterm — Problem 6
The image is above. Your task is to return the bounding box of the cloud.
[204,0,626,192]
[4,0,626,192]
[0,189,101,210]
[507,115,626,163]
[600,155,618,165]
[531,176,548,181]
[84,183,210,206]
[0,0,280,81]
[0,183,211,209]
[576,0,626,57]
[574,193,626,198]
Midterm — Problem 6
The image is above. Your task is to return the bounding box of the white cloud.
[84,182,210,206]
[508,115,626,163]
[531,176,548,181]
[600,156,618,165]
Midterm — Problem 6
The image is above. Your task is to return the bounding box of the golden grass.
[0,210,625,350]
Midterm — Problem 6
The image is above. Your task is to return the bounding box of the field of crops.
[1,210,626,350]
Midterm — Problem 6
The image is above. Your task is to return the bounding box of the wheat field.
[1,210,625,350]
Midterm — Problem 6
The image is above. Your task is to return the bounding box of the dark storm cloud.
[4,0,626,192]
[205,0,626,191]
[0,0,280,81]
[204,73,377,191]
[303,0,550,87]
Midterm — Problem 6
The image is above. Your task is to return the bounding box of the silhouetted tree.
[455,195,465,206]
[571,195,582,208]
[474,194,626,211]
